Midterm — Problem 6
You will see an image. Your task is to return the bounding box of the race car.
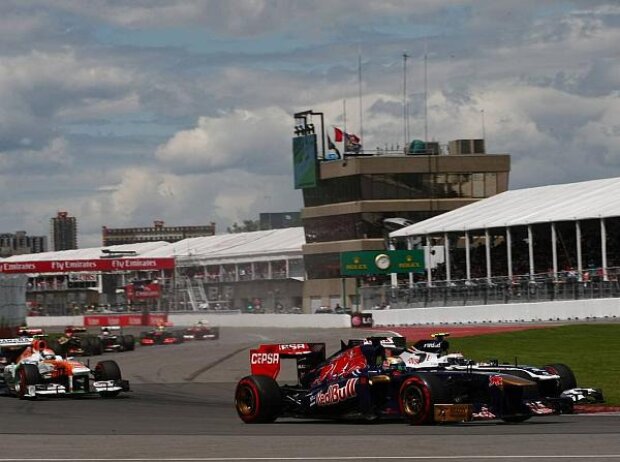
[51,326,103,357]
[139,325,184,346]
[395,333,604,407]
[0,337,129,399]
[234,339,568,425]
[183,321,219,341]
[17,327,45,337]
[99,326,136,352]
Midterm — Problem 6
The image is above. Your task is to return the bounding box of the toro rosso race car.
[140,325,184,346]
[235,339,567,425]
[0,337,129,399]
[183,321,220,341]
[398,333,604,407]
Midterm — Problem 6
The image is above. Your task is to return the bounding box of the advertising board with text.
[340,250,425,276]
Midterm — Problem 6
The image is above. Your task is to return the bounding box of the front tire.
[544,363,577,391]
[399,374,450,425]
[18,364,40,399]
[235,375,282,423]
[94,360,122,398]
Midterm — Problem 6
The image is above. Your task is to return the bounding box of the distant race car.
[234,338,569,425]
[183,321,219,341]
[378,333,604,409]
[99,326,136,352]
[139,326,184,346]
[17,327,45,337]
[0,337,129,399]
[52,326,103,357]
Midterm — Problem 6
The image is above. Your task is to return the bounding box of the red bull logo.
[316,378,358,406]
[489,375,503,387]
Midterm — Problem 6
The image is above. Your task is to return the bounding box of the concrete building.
[298,138,510,311]
[102,220,216,246]
[50,211,77,251]
[0,231,47,257]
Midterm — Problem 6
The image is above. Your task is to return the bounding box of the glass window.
[485,173,497,196]
[472,173,485,198]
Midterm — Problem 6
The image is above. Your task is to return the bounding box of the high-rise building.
[102,220,216,245]
[259,212,301,230]
[51,211,78,251]
[0,231,47,257]
[293,114,510,310]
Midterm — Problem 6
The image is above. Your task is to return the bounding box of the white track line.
[2,456,620,461]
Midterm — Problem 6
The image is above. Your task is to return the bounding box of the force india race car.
[234,339,570,425]
[183,321,220,341]
[0,337,129,399]
[395,333,604,408]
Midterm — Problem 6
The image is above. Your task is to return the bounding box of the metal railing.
[359,268,620,310]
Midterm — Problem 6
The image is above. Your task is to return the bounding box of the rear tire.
[123,334,135,351]
[91,336,103,355]
[94,360,122,398]
[399,374,450,425]
[235,375,282,423]
[18,364,40,399]
[544,363,577,391]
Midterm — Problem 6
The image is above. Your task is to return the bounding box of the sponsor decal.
[0,258,175,273]
[250,352,280,365]
[278,343,308,351]
[489,375,504,388]
[316,378,358,406]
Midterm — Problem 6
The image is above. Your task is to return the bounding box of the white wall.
[369,298,620,326]
[26,313,351,329]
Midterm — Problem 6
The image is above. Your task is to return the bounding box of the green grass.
[444,324,620,405]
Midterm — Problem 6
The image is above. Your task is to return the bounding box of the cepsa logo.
[279,343,308,351]
[250,352,280,365]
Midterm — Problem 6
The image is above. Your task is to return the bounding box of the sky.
[0,0,619,248]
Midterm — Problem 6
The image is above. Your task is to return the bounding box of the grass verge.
[444,324,620,405]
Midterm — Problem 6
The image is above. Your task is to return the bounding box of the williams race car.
[99,326,136,352]
[396,333,604,407]
[234,339,568,425]
[0,337,129,399]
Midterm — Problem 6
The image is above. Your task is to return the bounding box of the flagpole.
[343,99,347,136]
[358,48,363,152]
[403,52,409,152]
[424,40,428,144]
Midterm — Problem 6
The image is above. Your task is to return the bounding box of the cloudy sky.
[1,1,618,248]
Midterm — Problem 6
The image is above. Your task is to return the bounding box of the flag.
[326,136,341,160]
[334,127,344,142]
[345,132,362,153]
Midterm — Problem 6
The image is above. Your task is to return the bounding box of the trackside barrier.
[26,313,352,329]
[368,297,620,326]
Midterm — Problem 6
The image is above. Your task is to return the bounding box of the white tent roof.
[391,176,620,237]
[140,227,306,266]
[0,228,305,267]
[0,241,170,262]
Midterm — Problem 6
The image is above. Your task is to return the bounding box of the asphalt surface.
[1,327,619,461]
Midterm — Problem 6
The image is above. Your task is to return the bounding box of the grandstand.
[372,177,620,310]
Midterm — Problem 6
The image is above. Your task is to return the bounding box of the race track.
[1,327,619,461]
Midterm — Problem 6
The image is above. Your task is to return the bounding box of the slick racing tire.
[399,374,450,425]
[123,334,135,351]
[18,364,41,399]
[502,415,532,423]
[235,375,282,423]
[94,360,122,398]
[81,336,93,355]
[91,336,103,356]
[543,363,577,391]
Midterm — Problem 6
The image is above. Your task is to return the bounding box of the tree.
[227,220,260,233]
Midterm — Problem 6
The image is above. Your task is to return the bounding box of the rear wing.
[102,326,121,331]
[0,337,33,349]
[250,343,326,381]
